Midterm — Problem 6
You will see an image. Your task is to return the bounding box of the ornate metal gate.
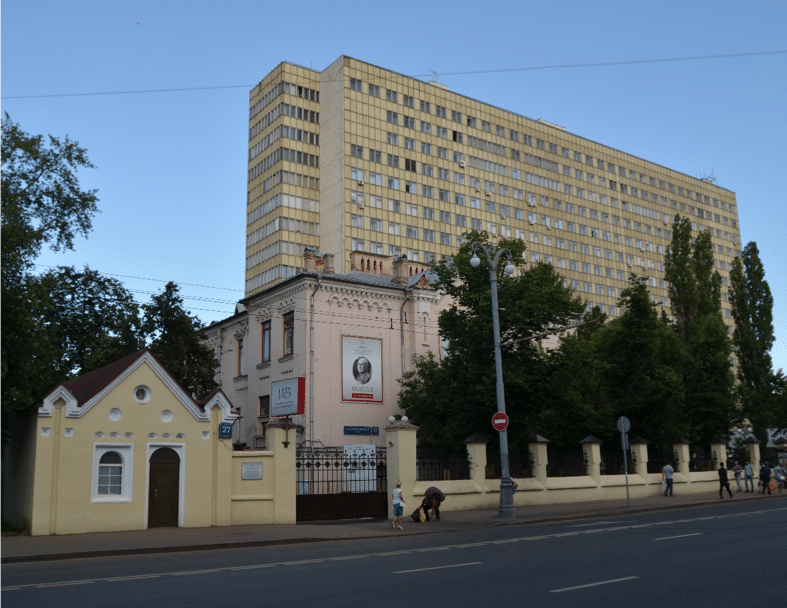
[295,446,388,521]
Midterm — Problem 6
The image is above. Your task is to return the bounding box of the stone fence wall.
[385,422,764,515]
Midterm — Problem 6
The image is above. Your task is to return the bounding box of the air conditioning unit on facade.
[459,160,466,168]
[357,179,364,186]
[529,220,535,225]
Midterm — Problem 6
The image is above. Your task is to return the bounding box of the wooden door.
[148,448,180,528]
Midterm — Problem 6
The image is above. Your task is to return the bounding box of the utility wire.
[34,263,243,294]
[4,50,785,100]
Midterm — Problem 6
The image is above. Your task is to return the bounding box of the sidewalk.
[3,491,782,564]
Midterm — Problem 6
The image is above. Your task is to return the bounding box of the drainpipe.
[399,285,412,406]
[309,273,322,458]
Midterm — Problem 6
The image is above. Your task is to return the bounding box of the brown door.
[148,448,180,528]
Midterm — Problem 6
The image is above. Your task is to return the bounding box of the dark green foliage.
[400,231,584,455]
[1,113,99,276]
[664,217,722,344]
[2,115,100,440]
[39,266,143,377]
[730,242,780,438]
[547,276,685,453]
[2,117,218,444]
[143,282,218,399]
[664,218,734,445]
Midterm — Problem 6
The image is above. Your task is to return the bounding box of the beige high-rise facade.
[246,56,741,324]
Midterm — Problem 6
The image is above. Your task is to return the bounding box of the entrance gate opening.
[295,446,387,521]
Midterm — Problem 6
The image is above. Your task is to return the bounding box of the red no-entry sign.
[492,412,509,431]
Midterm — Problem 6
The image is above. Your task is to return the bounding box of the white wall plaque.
[241,462,263,480]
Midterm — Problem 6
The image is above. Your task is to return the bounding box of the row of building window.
[347,144,738,228]
[346,78,733,211]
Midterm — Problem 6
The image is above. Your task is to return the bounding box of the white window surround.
[92,443,134,503]
[146,443,186,528]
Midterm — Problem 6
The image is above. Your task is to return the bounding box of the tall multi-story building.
[246,56,741,326]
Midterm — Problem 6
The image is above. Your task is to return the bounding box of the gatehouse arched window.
[92,444,133,503]
[98,451,123,495]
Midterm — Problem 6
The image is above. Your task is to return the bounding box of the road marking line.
[550,576,639,593]
[394,562,482,574]
[105,575,162,581]
[36,580,95,588]
[654,533,703,541]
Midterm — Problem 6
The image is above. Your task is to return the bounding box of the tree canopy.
[1,117,217,443]
[143,282,218,399]
[399,231,584,455]
[2,115,101,440]
[729,241,782,437]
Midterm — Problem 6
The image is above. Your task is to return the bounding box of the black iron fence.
[546,451,588,477]
[689,448,716,472]
[647,450,678,474]
[600,450,635,475]
[486,451,534,479]
[295,447,387,495]
[416,450,471,481]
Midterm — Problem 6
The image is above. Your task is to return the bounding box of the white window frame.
[92,443,134,503]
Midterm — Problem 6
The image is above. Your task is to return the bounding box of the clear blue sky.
[3,0,785,373]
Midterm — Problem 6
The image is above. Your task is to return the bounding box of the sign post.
[492,412,509,432]
[617,416,631,507]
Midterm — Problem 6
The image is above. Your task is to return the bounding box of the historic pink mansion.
[204,250,449,450]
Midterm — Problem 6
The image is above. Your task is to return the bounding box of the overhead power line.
[4,50,785,100]
[35,264,243,294]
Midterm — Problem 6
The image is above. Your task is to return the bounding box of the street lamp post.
[469,241,516,518]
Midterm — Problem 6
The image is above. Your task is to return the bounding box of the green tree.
[399,231,584,455]
[664,216,721,344]
[547,276,686,452]
[598,276,686,448]
[1,113,99,277]
[729,241,779,437]
[664,217,734,445]
[2,114,100,439]
[39,266,142,378]
[142,282,218,399]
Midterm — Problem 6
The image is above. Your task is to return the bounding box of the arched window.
[98,451,123,495]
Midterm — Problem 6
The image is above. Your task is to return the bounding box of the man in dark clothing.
[718,463,733,498]
[759,462,772,495]
[423,486,445,521]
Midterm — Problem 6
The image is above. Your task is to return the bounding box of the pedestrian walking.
[744,461,754,493]
[759,462,772,495]
[731,461,743,493]
[774,461,785,493]
[662,462,674,496]
[391,482,405,530]
[718,463,733,499]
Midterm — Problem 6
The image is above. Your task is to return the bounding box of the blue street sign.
[218,422,234,439]
[343,426,380,436]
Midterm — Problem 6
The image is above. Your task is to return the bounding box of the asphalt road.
[3,503,785,608]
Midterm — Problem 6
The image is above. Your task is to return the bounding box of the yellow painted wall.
[6,355,298,535]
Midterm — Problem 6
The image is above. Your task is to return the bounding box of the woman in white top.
[391,482,404,530]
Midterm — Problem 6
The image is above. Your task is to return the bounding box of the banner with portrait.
[342,336,383,402]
